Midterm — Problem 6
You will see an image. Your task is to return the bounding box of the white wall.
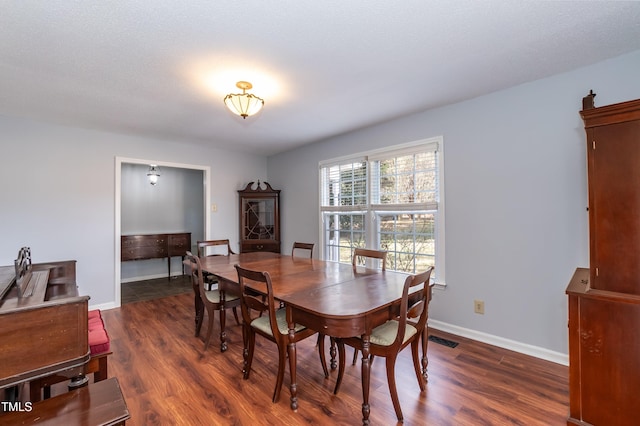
[0,118,267,307]
[267,50,640,361]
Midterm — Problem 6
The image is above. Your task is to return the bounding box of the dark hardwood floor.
[121,275,191,304]
[97,291,568,425]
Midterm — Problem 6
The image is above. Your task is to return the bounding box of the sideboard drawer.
[168,233,191,257]
[122,246,167,261]
[241,241,280,253]
[121,235,168,261]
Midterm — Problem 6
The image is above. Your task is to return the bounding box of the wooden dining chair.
[291,241,314,258]
[333,266,434,422]
[186,251,241,352]
[352,247,387,270]
[318,248,389,371]
[235,264,323,403]
[197,239,236,290]
[351,248,387,363]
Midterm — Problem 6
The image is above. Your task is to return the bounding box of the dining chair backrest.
[393,266,434,347]
[291,242,314,258]
[352,248,387,270]
[235,265,279,335]
[185,251,206,299]
[197,239,235,257]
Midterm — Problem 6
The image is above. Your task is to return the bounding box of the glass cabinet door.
[243,198,275,240]
[238,181,280,253]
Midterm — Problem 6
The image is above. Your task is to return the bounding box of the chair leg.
[203,308,215,350]
[411,339,427,390]
[194,293,204,337]
[333,340,346,394]
[421,330,429,383]
[317,334,329,378]
[272,344,287,403]
[232,307,240,325]
[385,355,403,422]
[243,328,255,379]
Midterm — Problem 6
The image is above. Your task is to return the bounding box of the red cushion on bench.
[88,310,110,355]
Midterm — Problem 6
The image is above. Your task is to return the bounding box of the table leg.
[287,319,299,411]
[361,334,371,425]
[330,337,337,370]
[242,323,250,376]
[220,308,228,352]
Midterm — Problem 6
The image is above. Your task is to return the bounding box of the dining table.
[195,251,432,425]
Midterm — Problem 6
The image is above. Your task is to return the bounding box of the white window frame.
[318,137,446,286]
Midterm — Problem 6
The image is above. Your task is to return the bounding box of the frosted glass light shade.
[223,81,264,119]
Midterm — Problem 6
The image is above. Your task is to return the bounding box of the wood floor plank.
[94,292,569,425]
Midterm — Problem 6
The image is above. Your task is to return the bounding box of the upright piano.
[0,248,90,394]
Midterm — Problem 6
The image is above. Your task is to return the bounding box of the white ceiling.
[1,1,640,156]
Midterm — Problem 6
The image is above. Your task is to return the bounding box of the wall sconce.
[223,81,264,119]
[147,165,160,185]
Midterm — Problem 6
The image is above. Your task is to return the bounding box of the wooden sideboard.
[121,232,191,278]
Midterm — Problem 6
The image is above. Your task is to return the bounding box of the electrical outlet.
[211,204,218,212]
[474,299,485,315]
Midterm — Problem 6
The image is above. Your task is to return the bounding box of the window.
[320,138,445,284]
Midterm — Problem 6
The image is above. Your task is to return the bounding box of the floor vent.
[428,335,459,348]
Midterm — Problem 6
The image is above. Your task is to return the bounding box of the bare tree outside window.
[321,139,443,279]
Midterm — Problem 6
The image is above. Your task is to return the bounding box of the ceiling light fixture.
[223,81,264,119]
[147,165,160,185]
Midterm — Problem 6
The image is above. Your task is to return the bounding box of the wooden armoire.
[566,92,640,425]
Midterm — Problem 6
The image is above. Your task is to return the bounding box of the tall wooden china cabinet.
[566,92,640,425]
[238,181,281,253]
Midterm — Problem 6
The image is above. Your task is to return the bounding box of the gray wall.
[267,49,640,360]
[120,163,204,281]
[0,119,267,307]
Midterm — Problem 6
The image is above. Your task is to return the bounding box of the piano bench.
[88,309,111,356]
[29,309,112,402]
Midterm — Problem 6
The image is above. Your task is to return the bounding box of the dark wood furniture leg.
[421,328,429,382]
[330,337,337,370]
[219,308,228,352]
[194,286,204,337]
[361,335,371,425]
[288,323,299,411]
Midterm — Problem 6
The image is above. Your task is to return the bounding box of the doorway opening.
[115,157,211,307]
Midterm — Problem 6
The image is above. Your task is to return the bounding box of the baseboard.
[120,273,184,283]
[428,319,569,366]
[90,301,119,311]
